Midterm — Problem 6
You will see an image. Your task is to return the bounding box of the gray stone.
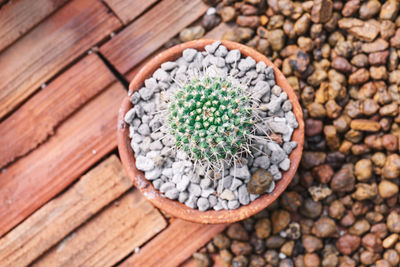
[266,181,276,193]
[201,188,215,198]
[208,195,217,207]
[133,104,144,118]
[142,101,156,114]
[252,80,270,100]
[268,164,280,176]
[160,182,175,193]
[250,194,259,201]
[135,155,154,172]
[220,189,235,201]
[205,41,221,54]
[279,158,291,171]
[185,195,198,209]
[215,45,228,57]
[124,109,136,123]
[265,95,284,113]
[149,140,163,151]
[145,168,162,180]
[141,114,150,124]
[230,165,251,180]
[153,179,163,190]
[162,168,173,179]
[225,49,241,64]
[282,100,292,112]
[182,48,197,62]
[138,124,150,136]
[256,61,267,73]
[132,118,141,129]
[230,178,243,191]
[238,185,250,205]
[213,201,223,211]
[144,77,159,92]
[130,92,141,104]
[222,176,233,189]
[153,68,170,82]
[188,183,201,197]
[283,141,297,154]
[179,192,189,203]
[177,175,190,192]
[172,173,182,184]
[200,178,212,189]
[274,172,282,180]
[161,61,178,71]
[197,197,210,211]
[253,156,271,170]
[228,200,240,210]
[217,179,224,194]
[271,85,282,96]
[165,188,179,200]
[271,149,286,164]
[221,200,229,210]
[285,111,298,128]
[268,121,289,135]
[265,66,274,80]
[238,57,256,72]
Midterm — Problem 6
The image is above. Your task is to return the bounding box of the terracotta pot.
[118,39,304,224]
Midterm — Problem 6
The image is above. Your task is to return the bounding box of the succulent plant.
[167,74,257,171]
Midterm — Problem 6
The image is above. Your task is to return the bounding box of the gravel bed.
[124,41,298,211]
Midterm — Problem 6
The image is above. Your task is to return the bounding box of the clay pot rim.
[118,39,304,224]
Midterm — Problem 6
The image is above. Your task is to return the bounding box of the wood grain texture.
[100,0,208,74]
[103,0,159,24]
[0,0,69,52]
[0,156,132,267]
[33,189,167,267]
[0,82,126,237]
[119,219,227,267]
[0,0,121,120]
[0,54,115,168]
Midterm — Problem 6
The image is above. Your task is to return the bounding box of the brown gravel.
[191,0,400,265]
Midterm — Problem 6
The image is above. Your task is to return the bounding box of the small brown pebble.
[302,234,323,253]
[193,252,211,267]
[383,249,400,266]
[379,180,399,199]
[361,98,379,116]
[376,259,391,267]
[360,250,380,265]
[369,50,389,65]
[352,183,377,200]
[336,234,361,255]
[312,217,336,238]
[331,57,352,73]
[382,134,398,151]
[280,240,295,256]
[379,103,399,117]
[294,13,311,35]
[362,38,389,53]
[330,165,355,193]
[265,235,285,249]
[351,54,369,68]
[264,250,279,265]
[304,253,320,267]
[227,223,249,241]
[307,102,327,118]
[391,29,400,48]
[302,152,326,169]
[338,255,356,267]
[325,100,342,119]
[383,234,399,248]
[271,210,290,234]
[354,159,373,181]
[362,233,383,253]
[248,169,273,194]
[359,0,381,19]
[236,16,259,28]
[308,185,332,202]
[312,164,334,184]
[254,218,271,239]
[305,118,323,136]
[329,200,345,219]
[382,154,400,179]
[342,0,360,17]
[268,29,285,51]
[231,240,252,256]
[213,233,231,249]
[340,212,356,227]
[311,0,333,23]
[221,6,236,22]
[370,66,388,80]
[279,191,302,212]
[379,0,399,20]
[249,255,265,267]
[232,255,248,267]
[333,115,351,133]
[349,219,371,236]
[350,119,381,132]
[324,125,340,150]
[301,198,323,219]
[387,211,400,233]
[220,249,233,266]
[380,20,396,40]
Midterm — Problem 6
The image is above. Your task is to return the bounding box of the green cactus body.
[168,76,254,165]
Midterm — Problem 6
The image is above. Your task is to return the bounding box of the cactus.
[167,74,257,171]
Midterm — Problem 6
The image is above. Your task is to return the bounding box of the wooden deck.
[0,0,230,266]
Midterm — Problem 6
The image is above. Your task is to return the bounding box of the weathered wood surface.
[0,82,126,237]
[0,156,132,267]
[104,0,159,25]
[33,189,167,267]
[0,0,69,52]
[0,54,115,168]
[119,219,227,267]
[100,0,208,74]
[0,0,121,120]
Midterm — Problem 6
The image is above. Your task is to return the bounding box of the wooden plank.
[0,82,126,237]
[0,0,121,120]
[100,0,208,74]
[0,54,115,168]
[0,156,132,267]
[119,219,227,267]
[0,0,69,52]
[33,189,167,267]
[104,0,159,25]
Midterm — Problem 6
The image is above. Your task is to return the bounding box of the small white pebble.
[206,7,216,15]
[134,247,140,253]
[1,168,6,173]
[41,83,46,89]
[92,149,97,154]
[279,252,287,259]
